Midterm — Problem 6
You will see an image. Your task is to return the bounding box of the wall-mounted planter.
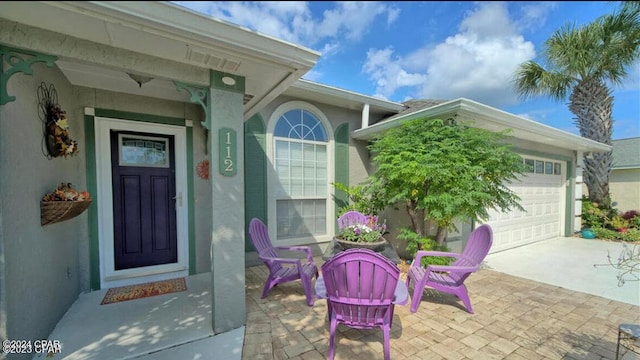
[40,200,91,226]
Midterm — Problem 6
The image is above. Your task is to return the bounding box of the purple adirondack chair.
[315,248,408,360]
[337,210,368,229]
[248,218,319,306]
[405,224,493,314]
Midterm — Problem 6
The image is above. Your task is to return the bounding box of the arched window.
[268,103,333,242]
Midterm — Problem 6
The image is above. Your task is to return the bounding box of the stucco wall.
[610,168,640,212]
[0,63,85,353]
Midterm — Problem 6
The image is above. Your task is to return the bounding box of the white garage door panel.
[484,160,564,253]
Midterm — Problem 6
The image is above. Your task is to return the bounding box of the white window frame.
[266,101,335,246]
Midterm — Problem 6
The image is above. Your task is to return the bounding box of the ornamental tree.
[367,118,526,245]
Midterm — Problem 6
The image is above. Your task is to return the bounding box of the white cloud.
[362,2,538,106]
[173,1,398,52]
[362,47,428,99]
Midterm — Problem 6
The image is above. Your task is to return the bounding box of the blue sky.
[173,1,639,140]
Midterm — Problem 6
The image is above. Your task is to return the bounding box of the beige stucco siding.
[610,168,640,212]
[1,63,85,347]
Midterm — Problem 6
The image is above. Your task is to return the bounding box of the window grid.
[273,108,329,239]
[522,157,562,176]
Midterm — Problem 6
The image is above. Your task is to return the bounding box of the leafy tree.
[513,2,640,206]
[332,181,387,217]
[367,118,526,245]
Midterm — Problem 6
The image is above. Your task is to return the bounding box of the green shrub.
[397,228,453,267]
[581,197,611,228]
[591,226,640,242]
[610,215,632,230]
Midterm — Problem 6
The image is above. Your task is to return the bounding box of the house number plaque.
[218,128,237,176]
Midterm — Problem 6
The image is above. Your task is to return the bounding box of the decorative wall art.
[196,159,209,180]
[37,82,78,159]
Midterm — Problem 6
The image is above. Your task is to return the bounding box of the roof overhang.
[284,79,406,117]
[353,98,612,153]
[0,1,320,118]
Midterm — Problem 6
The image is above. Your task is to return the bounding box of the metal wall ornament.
[196,159,209,180]
[37,82,78,159]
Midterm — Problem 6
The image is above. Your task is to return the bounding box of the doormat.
[101,278,187,305]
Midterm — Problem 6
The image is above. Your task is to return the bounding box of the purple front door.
[110,130,178,270]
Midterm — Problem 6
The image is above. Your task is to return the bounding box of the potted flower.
[335,211,387,251]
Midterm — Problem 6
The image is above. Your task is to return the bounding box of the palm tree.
[513,2,640,206]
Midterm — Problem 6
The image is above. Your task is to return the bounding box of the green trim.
[186,125,196,274]
[174,81,210,129]
[94,109,185,126]
[334,123,350,220]
[86,108,194,288]
[565,160,575,236]
[211,70,245,94]
[0,45,57,105]
[244,114,267,251]
[84,112,101,290]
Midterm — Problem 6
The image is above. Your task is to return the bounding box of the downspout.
[361,103,370,129]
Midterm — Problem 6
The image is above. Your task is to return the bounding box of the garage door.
[482,156,564,253]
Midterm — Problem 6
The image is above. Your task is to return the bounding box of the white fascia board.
[352,98,462,139]
[353,98,611,153]
[456,99,611,152]
[292,79,405,112]
[55,1,320,70]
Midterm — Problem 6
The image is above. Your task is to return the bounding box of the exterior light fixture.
[127,72,154,87]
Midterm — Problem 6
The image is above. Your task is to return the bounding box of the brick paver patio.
[243,258,640,360]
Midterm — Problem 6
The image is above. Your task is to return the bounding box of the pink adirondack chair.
[248,218,319,306]
[405,224,493,314]
[315,248,408,360]
[337,210,367,229]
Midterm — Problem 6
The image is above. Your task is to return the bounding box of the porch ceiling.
[0,1,320,118]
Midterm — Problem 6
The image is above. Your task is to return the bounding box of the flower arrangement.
[38,82,79,158]
[40,183,92,226]
[45,104,79,158]
[337,214,387,243]
[42,183,91,202]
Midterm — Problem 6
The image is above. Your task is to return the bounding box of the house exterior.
[0,1,611,354]
[609,137,640,212]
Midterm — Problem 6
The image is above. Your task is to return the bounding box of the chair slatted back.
[249,218,282,272]
[449,224,493,284]
[321,249,399,327]
[337,211,368,230]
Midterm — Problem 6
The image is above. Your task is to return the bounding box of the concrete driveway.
[484,237,639,306]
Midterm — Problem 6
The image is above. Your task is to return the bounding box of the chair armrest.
[413,251,460,266]
[426,264,479,274]
[274,246,314,263]
[259,255,303,266]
